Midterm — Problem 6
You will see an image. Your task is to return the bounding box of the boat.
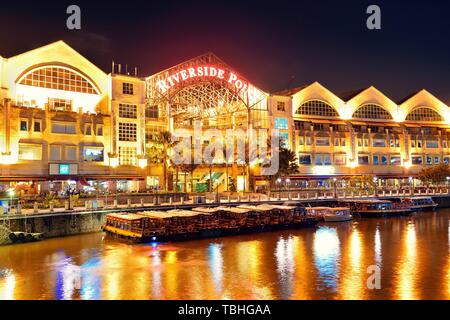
[400,197,438,211]
[305,206,352,222]
[324,207,353,222]
[339,199,412,217]
[103,204,320,242]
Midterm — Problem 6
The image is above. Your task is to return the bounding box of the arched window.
[352,104,392,120]
[406,107,443,122]
[296,100,338,117]
[18,66,99,94]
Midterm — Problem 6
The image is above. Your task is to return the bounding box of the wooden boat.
[103,213,147,240]
[216,206,249,230]
[324,207,352,222]
[236,205,272,229]
[191,207,222,237]
[400,197,438,211]
[339,199,412,217]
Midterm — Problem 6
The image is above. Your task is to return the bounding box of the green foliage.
[418,163,450,184]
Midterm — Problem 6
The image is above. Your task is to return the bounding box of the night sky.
[1,0,449,102]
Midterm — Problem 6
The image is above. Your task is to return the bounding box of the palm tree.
[147,131,178,192]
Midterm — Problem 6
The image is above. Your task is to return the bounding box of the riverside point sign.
[157,65,248,93]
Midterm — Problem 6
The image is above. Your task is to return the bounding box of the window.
[299,154,311,165]
[274,117,288,130]
[51,122,76,134]
[334,138,340,146]
[444,156,450,165]
[118,123,137,142]
[358,155,369,165]
[299,136,304,145]
[96,125,103,136]
[315,137,330,146]
[279,132,289,148]
[277,102,286,111]
[49,145,61,161]
[340,138,346,146]
[426,155,432,165]
[18,143,42,160]
[373,155,379,165]
[296,100,338,117]
[353,104,393,120]
[434,155,440,164]
[334,154,346,165]
[122,82,134,95]
[315,154,331,165]
[119,104,137,119]
[84,147,104,162]
[389,138,395,148]
[390,155,401,165]
[145,105,159,118]
[19,66,98,94]
[119,146,136,165]
[372,139,386,147]
[417,139,422,148]
[306,137,312,145]
[412,155,423,165]
[33,120,41,132]
[406,107,443,122]
[65,146,77,161]
[443,140,448,148]
[20,120,28,131]
[85,124,92,135]
[426,140,439,148]
[48,98,72,111]
[381,155,388,165]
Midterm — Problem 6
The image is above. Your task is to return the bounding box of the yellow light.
[312,166,335,175]
[348,160,358,168]
[138,158,148,169]
[403,160,412,169]
[109,157,119,168]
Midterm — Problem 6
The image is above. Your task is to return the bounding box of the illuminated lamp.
[109,156,119,168]
[138,157,148,169]
[312,166,335,175]
[348,160,358,168]
[0,153,14,165]
[403,160,412,169]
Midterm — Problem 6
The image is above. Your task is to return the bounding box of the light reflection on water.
[0,209,450,300]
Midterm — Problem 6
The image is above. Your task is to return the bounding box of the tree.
[418,163,450,185]
[147,131,178,192]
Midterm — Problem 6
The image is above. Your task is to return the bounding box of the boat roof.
[217,206,251,214]
[166,209,204,217]
[192,207,223,213]
[329,207,350,211]
[237,205,272,212]
[404,196,433,200]
[342,199,392,203]
[138,211,173,219]
[107,213,145,220]
[306,206,332,210]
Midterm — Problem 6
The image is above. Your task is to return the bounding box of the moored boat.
[305,206,352,222]
[339,199,412,217]
[400,197,438,211]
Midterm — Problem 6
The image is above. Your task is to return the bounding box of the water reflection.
[1,210,450,299]
[313,226,340,292]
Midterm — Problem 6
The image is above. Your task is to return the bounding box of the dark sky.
[1,0,449,102]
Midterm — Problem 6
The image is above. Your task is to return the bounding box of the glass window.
[443,140,448,148]
[358,155,369,165]
[315,137,330,146]
[323,154,331,165]
[145,105,159,118]
[118,123,137,142]
[315,154,322,165]
[426,155,432,165]
[49,145,61,161]
[340,138,346,146]
[84,147,104,162]
[20,120,28,131]
[274,117,288,130]
[390,156,401,165]
[279,132,289,148]
[51,122,76,134]
[426,140,439,148]
[298,136,304,145]
[406,107,443,121]
[334,138,339,146]
[49,98,72,111]
[417,140,422,148]
[277,102,285,111]
[444,156,450,165]
[119,104,137,119]
[33,120,41,132]
[119,146,137,165]
[412,155,422,165]
[296,100,338,117]
[122,82,134,95]
[298,154,311,165]
[96,125,103,136]
[85,124,92,135]
[306,137,312,145]
[65,146,77,161]
[19,66,98,94]
[373,155,379,165]
[381,155,388,165]
[18,143,42,160]
[353,104,392,120]
[434,155,440,164]
[372,139,386,147]
[334,154,346,165]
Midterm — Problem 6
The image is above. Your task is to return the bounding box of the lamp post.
[7,188,15,214]
[277,178,282,200]
[332,177,337,198]
[409,176,414,195]
[373,176,378,197]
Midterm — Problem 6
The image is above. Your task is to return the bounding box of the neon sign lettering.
[157,66,248,93]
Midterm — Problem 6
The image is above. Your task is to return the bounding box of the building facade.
[1,41,449,194]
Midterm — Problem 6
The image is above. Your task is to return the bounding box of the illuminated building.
[1,41,450,193]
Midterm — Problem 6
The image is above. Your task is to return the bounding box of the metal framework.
[145,52,267,123]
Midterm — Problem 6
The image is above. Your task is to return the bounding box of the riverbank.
[2,194,450,246]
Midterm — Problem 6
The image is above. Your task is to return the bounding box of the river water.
[0,209,449,300]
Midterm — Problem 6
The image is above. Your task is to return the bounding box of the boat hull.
[323,215,352,222]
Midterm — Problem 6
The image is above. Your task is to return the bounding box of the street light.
[276,178,282,200]
[373,176,378,197]
[7,188,15,214]
[332,177,337,198]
